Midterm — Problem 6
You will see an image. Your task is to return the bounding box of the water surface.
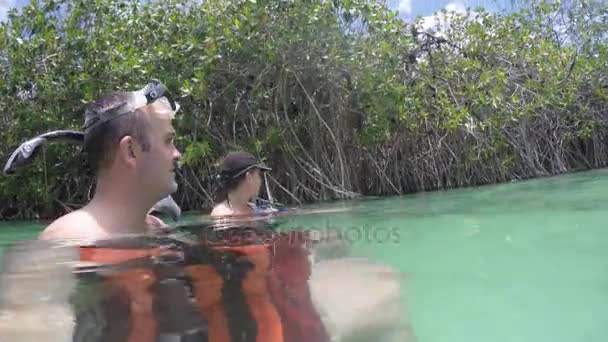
[1,169,608,341]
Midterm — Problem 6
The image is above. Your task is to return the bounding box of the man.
[40,80,182,241]
[0,81,209,342]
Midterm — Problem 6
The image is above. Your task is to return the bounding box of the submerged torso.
[70,227,329,342]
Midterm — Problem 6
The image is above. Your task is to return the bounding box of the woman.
[200,151,331,342]
[210,151,275,217]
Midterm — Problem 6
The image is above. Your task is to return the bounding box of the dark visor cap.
[221,151,271,179]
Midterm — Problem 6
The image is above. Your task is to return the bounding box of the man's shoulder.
[39,210,99,241]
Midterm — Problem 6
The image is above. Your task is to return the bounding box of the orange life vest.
[74,229,329,342]
[77,247,162,342]
[185,229,329,342]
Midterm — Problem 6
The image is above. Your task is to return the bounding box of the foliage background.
[0,0,606,219]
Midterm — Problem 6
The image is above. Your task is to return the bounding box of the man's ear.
[117,135,138,167]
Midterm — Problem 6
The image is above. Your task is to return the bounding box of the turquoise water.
[2,169,608,341]
[0,221,44,255]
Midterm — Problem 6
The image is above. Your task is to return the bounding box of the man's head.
[82,81,182,201]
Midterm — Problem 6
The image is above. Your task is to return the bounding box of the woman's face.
[244,168,263,199]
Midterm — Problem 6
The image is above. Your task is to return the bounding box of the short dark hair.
[82,91,151,170]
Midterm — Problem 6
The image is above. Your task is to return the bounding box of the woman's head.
[218,151,271,201]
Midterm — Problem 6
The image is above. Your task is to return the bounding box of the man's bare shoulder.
[39,210,102,241]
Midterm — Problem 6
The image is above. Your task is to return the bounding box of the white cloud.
[445,2,467,14]
[0,0,17,22]
[417,1,479,34]
[397,0,412,16]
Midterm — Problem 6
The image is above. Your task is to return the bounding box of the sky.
[0,0,518,23]
[388,0,517,20]
[0,0,18,22]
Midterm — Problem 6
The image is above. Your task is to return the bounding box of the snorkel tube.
[3,130,84,175]
[254,172,288,213]
[1,80,183,221]
[263,172,289,212]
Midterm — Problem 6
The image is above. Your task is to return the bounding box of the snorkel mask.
[2,80,183,220]
[82,80,179,137]
[3,80,178,175]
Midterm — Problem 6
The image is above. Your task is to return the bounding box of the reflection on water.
[0,219,411,342]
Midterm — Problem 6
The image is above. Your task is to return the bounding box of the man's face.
[135,100,181,200]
